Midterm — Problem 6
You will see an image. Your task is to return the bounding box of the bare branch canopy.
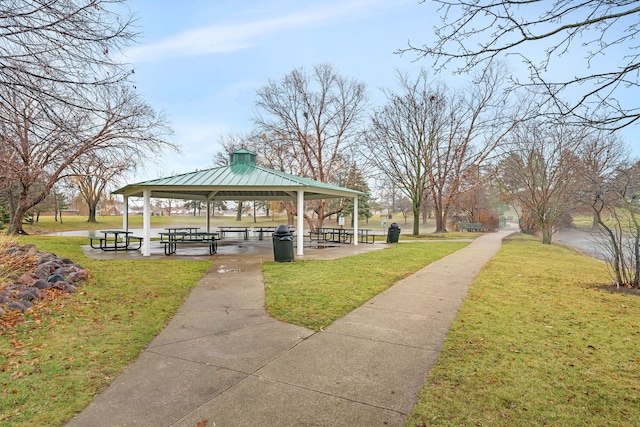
[401,0,640,130]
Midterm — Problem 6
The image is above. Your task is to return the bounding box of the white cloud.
[125,0,396,63]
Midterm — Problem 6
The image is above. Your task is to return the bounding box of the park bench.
[459,222,485,232]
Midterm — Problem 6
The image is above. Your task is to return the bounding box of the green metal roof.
[113,151,363,201]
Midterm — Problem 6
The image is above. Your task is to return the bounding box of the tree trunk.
[541,225,553,245]
[634,227,640,288]
[88,204,98,223]
[607,228,624,286]
[235,201,242,221]
[316,200,326,229]
[7,204,28,235]
[412,199,421,236]
[431,189,448,232]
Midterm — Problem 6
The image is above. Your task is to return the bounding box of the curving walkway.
[66,229,515,427]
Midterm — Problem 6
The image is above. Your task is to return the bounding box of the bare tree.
[451,164,503,230]
[427,64,516,232]
[0,1,176,234]
[366,66,515,234]
[364,70,437,236]
[0,0,136,130]
[498,120,586,244]
[253,63,368,229]
[70,153,129,223]
[575,131,629,228]
[591,162,640,287]
[0,84,174,234]
[401,1,640,130]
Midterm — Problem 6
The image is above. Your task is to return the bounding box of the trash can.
[272,225,294,262]
[386,222,401,243]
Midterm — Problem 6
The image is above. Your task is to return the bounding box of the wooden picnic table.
[89,230,143,251]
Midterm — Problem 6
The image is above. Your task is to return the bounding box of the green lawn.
[0,236,211,426]
[2,230,636,426]
[407,234,640,426]
[264,241,469,330]
[22,214,435,236]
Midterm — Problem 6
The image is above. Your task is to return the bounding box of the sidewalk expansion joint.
[147,318,280,349]
[319,329,431,351]
[251,373,408,417]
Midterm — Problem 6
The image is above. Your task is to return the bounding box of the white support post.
[353,196,358,246]
[122,196,129,231]
[142,190,151,256]
[206,199,211,233]
[297,190,304,256]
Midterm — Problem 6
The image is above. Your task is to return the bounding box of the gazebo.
[113,149,365,256]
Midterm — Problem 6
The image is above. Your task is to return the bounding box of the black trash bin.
[386,222,401,243]
[272,225,294,262]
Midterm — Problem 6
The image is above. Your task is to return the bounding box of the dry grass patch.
[0,235,38,287]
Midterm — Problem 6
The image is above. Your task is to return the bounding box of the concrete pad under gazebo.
[112,149,365,256]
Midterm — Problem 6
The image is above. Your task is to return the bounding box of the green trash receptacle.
[272,225,294,262]
[386,222,401,243]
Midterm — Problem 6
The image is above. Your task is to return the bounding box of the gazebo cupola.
[230,148,257,169]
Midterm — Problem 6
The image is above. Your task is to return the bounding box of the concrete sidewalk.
[66,229,514,427]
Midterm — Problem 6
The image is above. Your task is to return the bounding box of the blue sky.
[123,0,434,180]
[123,0,638,182]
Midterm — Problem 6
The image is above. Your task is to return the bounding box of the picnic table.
[308,227,377,247]
[309,227,353,245]
[253,226,296,240]
[89,230,143,251]
[253,226,276,240]
[324,227,353,244]
[218,226,249,240]
[356,229,376,244]
[160,231,219,255]
[164,227,201,234]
